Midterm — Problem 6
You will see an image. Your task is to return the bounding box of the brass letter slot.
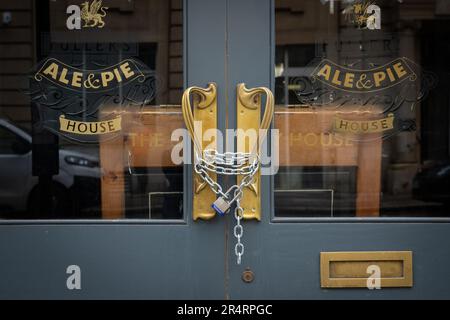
[320,251,413,288]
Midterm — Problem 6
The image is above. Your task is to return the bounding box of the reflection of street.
[0,119,101,219]
[275,190,450,218]
[124,167,183,219]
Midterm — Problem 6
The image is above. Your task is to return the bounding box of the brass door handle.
[236,83,274,220]
[182,83,218,220]
[181,83,274,221]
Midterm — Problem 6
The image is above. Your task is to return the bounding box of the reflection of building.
[0,0,184,219]
[0,0,183,127]
[275,0,449,215]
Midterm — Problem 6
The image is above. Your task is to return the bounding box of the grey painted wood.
[0,224,222,299]
[228,222,450,299]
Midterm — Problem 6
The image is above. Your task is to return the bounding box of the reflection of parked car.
[0,118,101,218]
[412,161,450,205]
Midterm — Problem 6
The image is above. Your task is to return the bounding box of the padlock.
[212,197,231,216]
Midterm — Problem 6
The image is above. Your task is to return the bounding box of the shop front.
[0,0,449,299]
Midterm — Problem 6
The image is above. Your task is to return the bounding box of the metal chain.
[194,149,260,264]
[181,84,274,265]
[234,200,244,264]
[194,150,259,202]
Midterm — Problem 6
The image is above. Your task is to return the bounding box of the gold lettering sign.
[59,115,122,135]
[286,132,354,147]
[312,58,416,93]
[334,113,395,134]
[27,55,156,143]
[35,58,145,92]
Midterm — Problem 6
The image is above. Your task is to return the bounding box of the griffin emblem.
[81,0,108,28]
[343,0,373,29]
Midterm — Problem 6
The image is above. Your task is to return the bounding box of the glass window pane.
[275,0,449,218]
[0,0,183,220]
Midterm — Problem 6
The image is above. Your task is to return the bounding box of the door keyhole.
[242,268,254,283]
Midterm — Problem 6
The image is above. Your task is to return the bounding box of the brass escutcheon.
[242,268,254,283]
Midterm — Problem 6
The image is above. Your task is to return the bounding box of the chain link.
[194,149,259,264]
[182,84,273,266]
[233,188,245,264]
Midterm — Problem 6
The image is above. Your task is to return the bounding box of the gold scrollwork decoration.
[182,83,218,220]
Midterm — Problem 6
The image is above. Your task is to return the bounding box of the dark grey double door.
[0,0,449,299]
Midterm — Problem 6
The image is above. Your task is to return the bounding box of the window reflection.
[275,0,450,218]
[0,0,183,219]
